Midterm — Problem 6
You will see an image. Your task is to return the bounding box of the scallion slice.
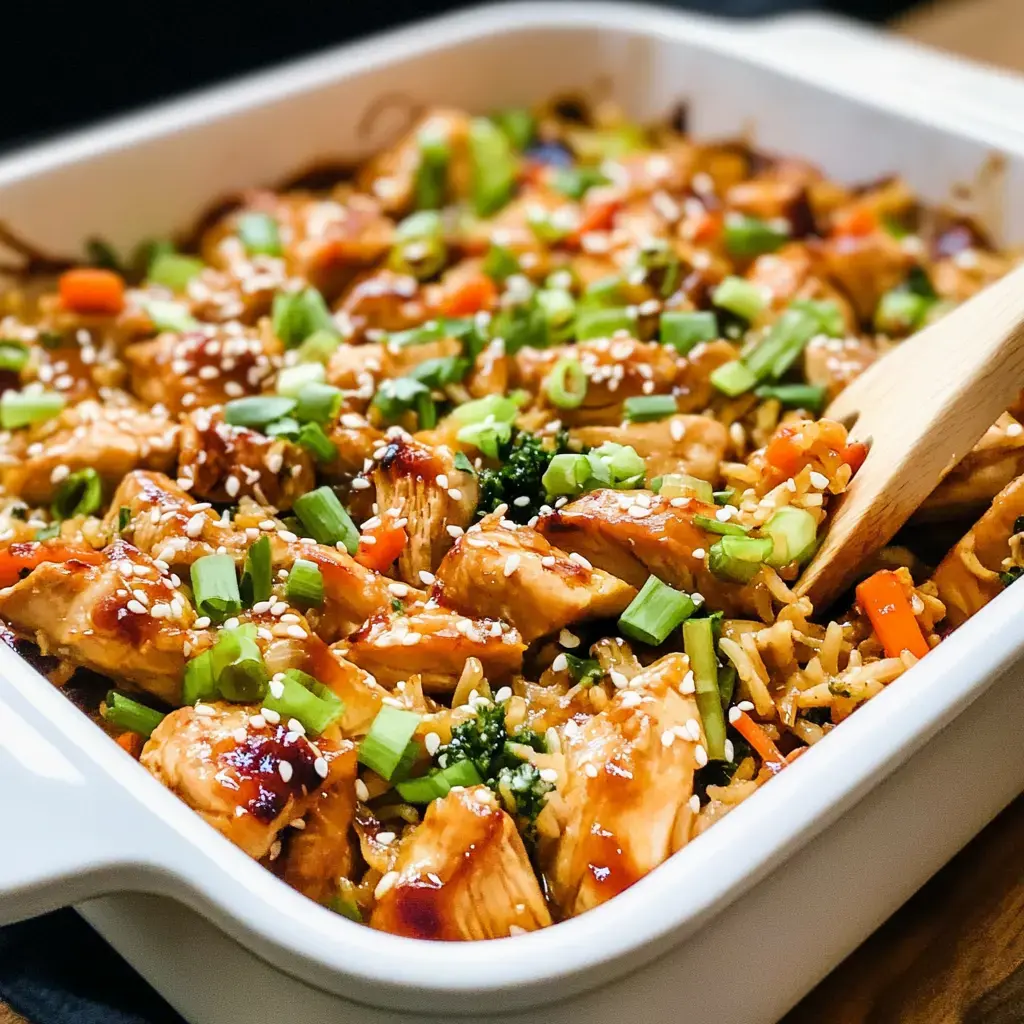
[224,395,296,429]
[624,394,677,422]
[52,468,102,520]
[535,289,576,342]
[482,244,520,282]
[285,558,324,607]
[144,300,198,333]
[618,575,696,646]
[414,128,451,210]
[875,289,932,335]
[588,442,646,488]
[710,360,758,397]
[491,108,536,151]
[148,251,204,292]
[744,307,821,382]
[395,760,483,803]
[371,377,435,430]
[456,420,511,460]
[712,276,766,322]
[754,382,827,413]
[0,390,65,430]
[545,357,587,409]
[294,486,359,553]
[277,362,326,397]
[542,453,592,497]
[692,513,750,537]
[708,535,773,583]
[296,329,342,365]
[0,340,30,373]
[272,287,338,347]
[263,668,344,736]
[451,394,519,425]
[297,421,337,463]
[469,117,517,217]
[660,311,718,354]
[682,618,725,760]
[790,298,845,338]
[238,212,282,257]
[190,553,242,622]
[762,506,818,568]
[575,306,637,341]
[182,649,218,705]
[210,627,269,703]
[102,690,166,738]
[653,474,714,503]
[264,416,301,440]
[293,382,343,424]
[240,535,272,606]
[551,165,610,200]
[358,705,422,781]
[723,214,789,258]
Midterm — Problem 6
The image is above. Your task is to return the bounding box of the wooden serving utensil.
[795,261,1024,610]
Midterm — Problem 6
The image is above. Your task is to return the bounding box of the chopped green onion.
[660,311,718,354]
[875,289,932,335]
[542,453,593,497]
[714,489,736,506]
[457,420,512,460]
[117,506,131,533]
[545,357,587,409]
[489,301,549,354]
[582,275,624,308]
[635,241,681,298]
[190,553,242,622]
[34,522,60,541]
[144,300,198,333]
[371,377,435,429]
[0,390,65,430]
[85,237,122,271]
[575,306,637,341]
[708,535,773,583]
[654,474,714,502]
[624,395,677,422]
[182,650,218,705]
[618,575,696,646]
[277,362,326,397]
[294,486,359,553]
[0,340,30,373]
[285,558,324,607]
[551,166,610,200]
[264,416,301,440]
[588,442,646,488]
[535,289,576,342]
[790,298,845,338]
[148,251,204,292]
[491,108,536,151]
[395,760,483,803]
[224,396,296,428]
[692,513,749,537]
[408,355,470,389]
[723,214,789,257]
[452,393,520,425]
[712,276,766,322]
[297,421,337,463]
[210,627,269,703]
[469,117,517,216]
[329,897,363,923]
[240,535,272,606]
[293,382,343,424]
[744,307,822,382]
[52,468,102,520]
[414,128,450,210]
[564,653,604,686]
[754,383,827,413]
[710,360,758,397]
[237,212,282,256]
[527,206,572,244]
[262,668,343,736]
[682,618,725,760]
[358,705,422,781]
[390,211,446,280]
[272,288,338,347]
[482,244,520,282]
[296,329,342,364]
[762,506,818,568]
[453,451,476,474]
[102,691,166,738]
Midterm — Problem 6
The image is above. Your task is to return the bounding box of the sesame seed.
[278,761,294,783]
[249,714,266,729]
[288,718,306,736]
[194,704,215,716]
[448,488,463,501]
[715,507,733,522]
[809,471,829,489]
[738,699,755,712]
[232,728,248,743]
[689,794,700,814]
[377,830,397,846]
[195,616,211,629]
[661,730,676,748]
[126,600,147,615]
[567,552,592,570]
[355,779,370,801]
[494,686,512,702]
[277,530,298,543]
[692,547,706,559]
[694,744,708,766]
[270,601,288,616]
[374,871,399,899]
[314,757,329,778]
[540,555,556,568]
[559,628,581,649]
[262,708,282,724]
[424,732,441,755]
[680,670,696,694]
[285,624,308,639]
[387,582,409,598]
[436,474,449,489]
[401,632,421,646]
[724,739,735,761]
[446,524,464,538]
[610,670,628,689]
[418,570,436,585]
[223,616,240,630]
[503,554,521,577]
[513,496,530,507]
[1008,422,1023,437]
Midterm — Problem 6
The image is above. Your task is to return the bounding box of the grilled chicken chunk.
[931,473,1024,626]
[323,411,387,478]
[342,607,525,692]
[370,785,551,940]
[433,513,635,643]
[815,230,913,323]
[282,741,359,902]
[0,538,195,704]
[538,488,756,615]
[802,334,879,402]
[125,323,281,414]
[178,408,314,509]
[337,269,427,337]
[0,398,178,506]
[371,439,478,583]
[570,415,729,485]
[142,702,346,860]
[545,653,703,917]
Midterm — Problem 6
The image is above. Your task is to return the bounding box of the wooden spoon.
[795,261,1024,610]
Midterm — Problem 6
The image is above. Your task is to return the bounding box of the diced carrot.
[0,542,104,588]
[832,206,878,239]
[764,425,803,477]
[691,209,723,245]
[437,273,498,317]
[856,570,930,660]
[842,441,869,475]
[731,711,787,773]
[355,522,408,574]
[115,731,145,759]
[58,268,126,315]
[568,197,621,245]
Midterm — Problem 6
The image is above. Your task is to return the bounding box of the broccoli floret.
[495,761,554,830]
[437,701,507,778]
[477,429,571,524]
[508,727,547,753]
[1001,566,1024,587]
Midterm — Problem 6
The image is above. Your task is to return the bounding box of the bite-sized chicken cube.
[674,340,743,413]
[745,245,857,327]
[322,410,387,479]
[0,398,178,506]
[371,439,478,583]
[815,230,913,323]
[281,741,359,902]
[432,513,635,643]
[342,607,525,692]
[570,414,729,485]
[336,269,428,337]
[181,259,289,325]
[931,472,1024,626]
[802,334,879,402]
[178,408,314,510]
[125,323,281,414]
[539,488,757,616]
[0,538,195,704]
[544,653,703,917]
[725,177,814,233]
[325,335,462,401]
[142,702,347,860]
[370,785,550,940]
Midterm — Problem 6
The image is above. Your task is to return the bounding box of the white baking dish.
[3,5,1024,1022]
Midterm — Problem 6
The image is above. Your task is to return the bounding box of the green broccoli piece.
[477,429,571,524]
[508,726,547,753]
[495,761,554,830]
[436,701,507,778]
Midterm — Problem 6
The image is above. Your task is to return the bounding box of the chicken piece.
[571,414,729,485]
[371,439,478,583]
[931,473,1024,626]
[745,245,857,327]
[178,408,314,509]
[370,786,550,940]
[183,259,288,325]
[538,488,757,616]
[545,653,702,917]
[516,337,680,426]
[433,513,635,643]
[323,410,387,478]
[337,269,427,337]
[125,323,281,414]
[726,177,813,230]
[815,231,913,323]
[0,538,195,704]
[142,703,346,860]
[674,340,740,414]
[930,249,1015,304]
[282,742,359,902]
[325,334,462,400]
[802,334,880,402]
[0,397,178,506]
[343,608,525,692]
